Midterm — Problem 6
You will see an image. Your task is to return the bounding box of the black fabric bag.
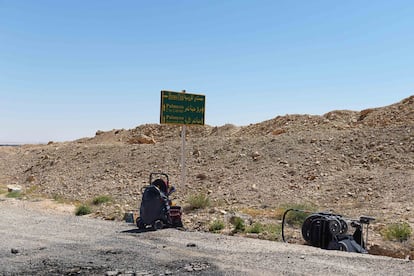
[139,185,170,226]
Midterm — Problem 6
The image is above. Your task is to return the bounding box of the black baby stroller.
[136,173,183,230]
[282,209,375,253]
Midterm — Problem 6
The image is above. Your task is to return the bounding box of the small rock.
[135,271,152,275]
[11,248,19,254]
[272,128,286,135]
[25,175,36,183]
[186,243,197,247]
[196,173,207,180]
[7,185,22,192]
[251,151,261,161]
[129,134,156,144]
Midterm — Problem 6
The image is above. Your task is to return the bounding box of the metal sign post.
[160,90,205,188]
[180,90,186,188]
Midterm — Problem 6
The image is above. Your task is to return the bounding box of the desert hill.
[0,95,413,258]
[75,95,413,143]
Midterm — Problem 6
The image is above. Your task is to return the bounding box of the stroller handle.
[150,172,169,184]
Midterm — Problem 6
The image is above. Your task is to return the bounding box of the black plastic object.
[301,212,348,249]
[282,209,374,254]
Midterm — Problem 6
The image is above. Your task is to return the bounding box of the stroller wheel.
[136,218,145,229]
[173,219,183,228]
[153,220,164,230]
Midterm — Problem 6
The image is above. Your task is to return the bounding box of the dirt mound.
[1,94,413,259]
[73,95,413,143]
[357,95,414,127]
[234,95,414,137]
[75,124,215,145]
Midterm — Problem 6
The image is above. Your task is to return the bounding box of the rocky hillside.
[1,95,413,258]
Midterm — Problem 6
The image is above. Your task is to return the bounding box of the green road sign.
[160,91,205,125]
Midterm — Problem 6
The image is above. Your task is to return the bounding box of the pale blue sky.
[1,1,413,143]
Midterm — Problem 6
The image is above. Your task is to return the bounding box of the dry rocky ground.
[3,198,413,275]
[1,95,413,260]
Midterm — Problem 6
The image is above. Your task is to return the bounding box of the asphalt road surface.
[1,198,413,276]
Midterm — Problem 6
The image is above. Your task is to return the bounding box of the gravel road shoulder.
[1,198,413,275]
